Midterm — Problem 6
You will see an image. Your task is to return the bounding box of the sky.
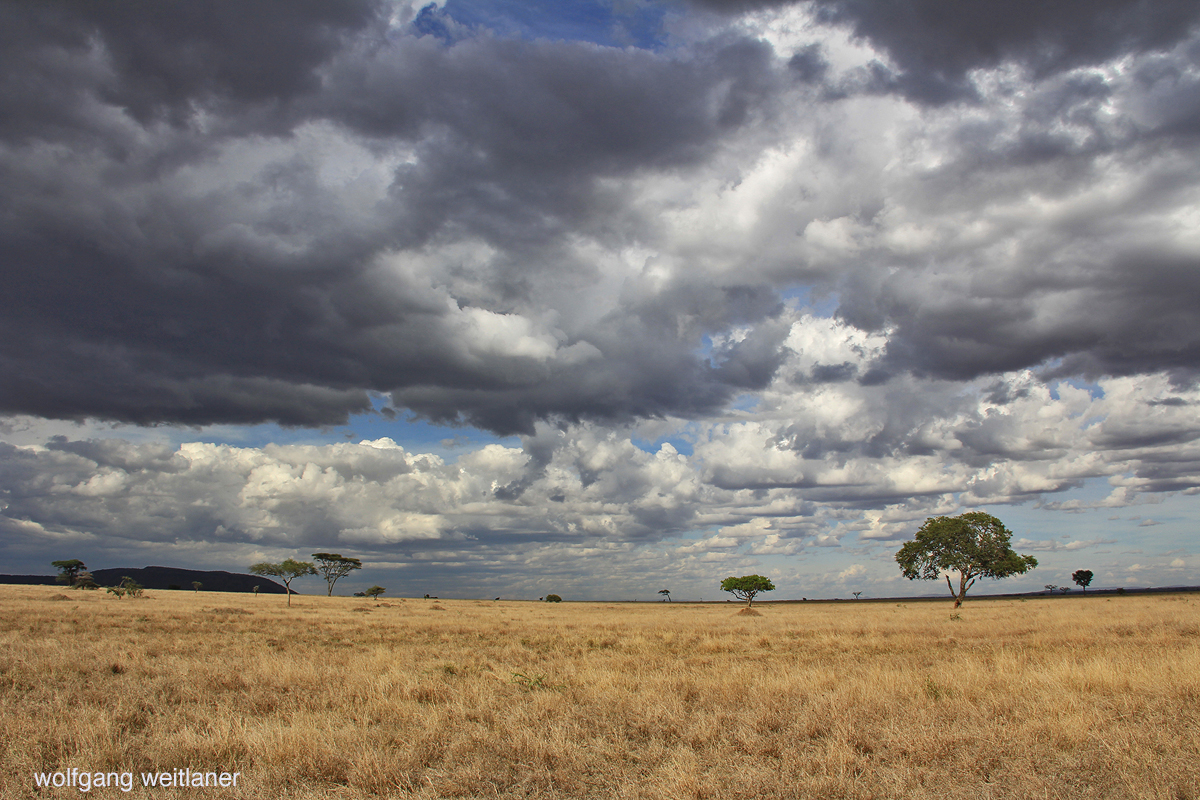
[1,0,1198,601]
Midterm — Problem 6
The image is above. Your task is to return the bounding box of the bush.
[545,594,562,603]
[107,576,144,599]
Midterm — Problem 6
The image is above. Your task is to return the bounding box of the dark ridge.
[0,575,61,586]
[1,567,290,594]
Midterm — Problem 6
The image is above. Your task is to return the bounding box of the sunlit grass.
[2,586,1198,798]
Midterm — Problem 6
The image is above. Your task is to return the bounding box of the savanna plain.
[2,585,1198,799]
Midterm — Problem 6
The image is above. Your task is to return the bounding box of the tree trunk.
[948,573,972,608]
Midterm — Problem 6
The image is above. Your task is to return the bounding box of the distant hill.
[0,566,290,594]
[0,575,61,586]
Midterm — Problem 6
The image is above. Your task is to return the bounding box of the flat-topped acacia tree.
[311,553,362,596]
[250,559,316,606]
[52,559,86,587]
[720,575,775,607]
[896,512,1037,608]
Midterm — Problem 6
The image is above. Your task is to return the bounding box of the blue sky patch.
[416,0,672,49]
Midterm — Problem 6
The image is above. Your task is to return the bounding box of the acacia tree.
[107,576,144,599]
[364,586,386,601]
[250,559,316,606]
[52,559,86,587]
[896,512,1037,608]
[658,589,672,602]
[1072,569,1094,591]
[312,553,362,596]
[720,575,775,607]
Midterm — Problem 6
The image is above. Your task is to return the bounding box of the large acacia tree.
[312,553,362,596]
[52,559,86,587]
[895,512,1037,608]
[720,575,775,607]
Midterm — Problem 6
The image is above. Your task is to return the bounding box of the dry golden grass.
[2,585,1198,799]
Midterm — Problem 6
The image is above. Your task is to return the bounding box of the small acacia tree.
[191,581,202,593]
[250,559,317,606]
[52,559,87,588]
[658,589,672,602]
[896,512,1037,608]
[720,575,775,607]
[365,585,386,601]
[312,553,362,596]
[1073,569,1094,591]
[107,576,144,599]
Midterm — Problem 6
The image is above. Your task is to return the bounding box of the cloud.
[5,0,1200,437]
[1013,538,1114,552]
[0,2,791,434]
[837,563,865,580]
[808,0,1200,104]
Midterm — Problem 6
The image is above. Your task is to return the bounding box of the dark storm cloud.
[393,287,786,435]
[786,44,829,84]
[697,0,1200,104]
[4,0,1200,440]
[848,243,1200,387]
[310,32,779,256]
[811,0,1200,104]
[0,2,787,433]
[0,0,384,139]
[816,14,1200,390]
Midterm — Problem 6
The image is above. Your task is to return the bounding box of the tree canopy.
[312,552,362,596]
[720,575,775,607]
[895,512,1037,608]
[249,558,316,606]
[52,559,86,587]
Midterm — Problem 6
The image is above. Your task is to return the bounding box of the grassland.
[2,585,1198,799]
